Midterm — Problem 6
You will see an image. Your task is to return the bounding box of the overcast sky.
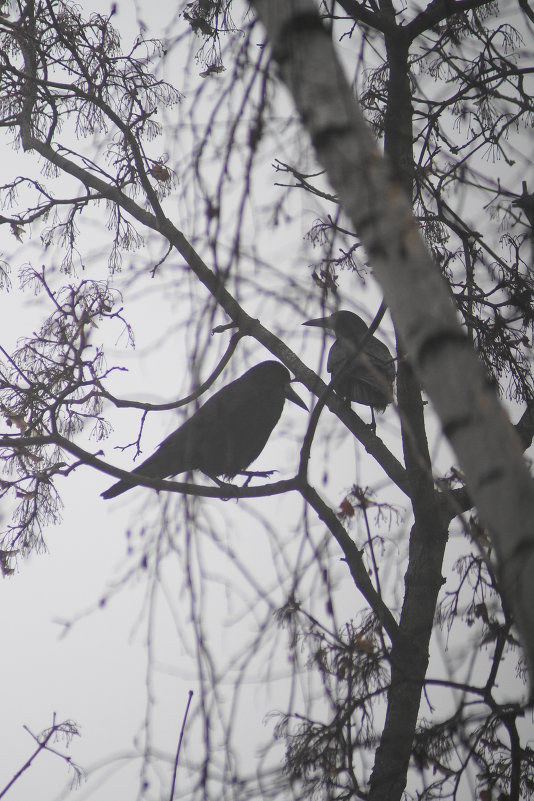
[1,2,532,800]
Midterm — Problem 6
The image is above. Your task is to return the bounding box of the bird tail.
[101,450,173,500]
[101,478,135,500]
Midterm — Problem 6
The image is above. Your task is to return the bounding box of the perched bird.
[303,310,395,426]
[101,361,307,499]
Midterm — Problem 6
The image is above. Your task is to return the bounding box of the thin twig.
[169,690,193,801]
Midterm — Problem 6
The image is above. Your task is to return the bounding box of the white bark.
[251,0,534,683]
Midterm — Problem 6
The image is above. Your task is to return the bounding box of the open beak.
[286,381,308,411]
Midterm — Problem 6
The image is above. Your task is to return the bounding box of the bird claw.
[238,469,278,486]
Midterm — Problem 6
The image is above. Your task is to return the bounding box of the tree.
[1,1,533,800]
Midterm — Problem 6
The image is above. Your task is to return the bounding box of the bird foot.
[238,469,278,486]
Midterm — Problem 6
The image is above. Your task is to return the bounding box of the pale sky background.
[1,1,533,800]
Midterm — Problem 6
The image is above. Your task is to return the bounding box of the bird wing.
[327,335,394,377]
[327,336,395,409]
[362,336,396,382]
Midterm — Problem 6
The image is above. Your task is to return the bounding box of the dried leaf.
[355,634,375,654]
[6,414,28,432]
[338,498,355,519]
[149,162,171,182]
[10,223,24,241]
[200,64,225,78]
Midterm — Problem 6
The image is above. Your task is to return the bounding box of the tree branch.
[300,482,400,642]
[331,0,397,35]
[405,0,499,43]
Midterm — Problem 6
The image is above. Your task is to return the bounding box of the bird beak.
[302,316,330,330]
[286,382,308,411]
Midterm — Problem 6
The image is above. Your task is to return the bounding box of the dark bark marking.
[442,415,472,439]
[274,11,329,64]
[312,123,353,150]
[417,330,469,365]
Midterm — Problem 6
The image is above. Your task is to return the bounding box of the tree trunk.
[251,0,534,767]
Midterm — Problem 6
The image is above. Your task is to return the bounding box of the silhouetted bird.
[101,361,307,499]
[303,310,395,426]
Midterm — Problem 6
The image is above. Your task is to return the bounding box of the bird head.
[252,361,307,410]
[303,310,369,341]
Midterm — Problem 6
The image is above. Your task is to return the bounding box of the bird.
[303,310,395,427]
[101,361,307,499]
